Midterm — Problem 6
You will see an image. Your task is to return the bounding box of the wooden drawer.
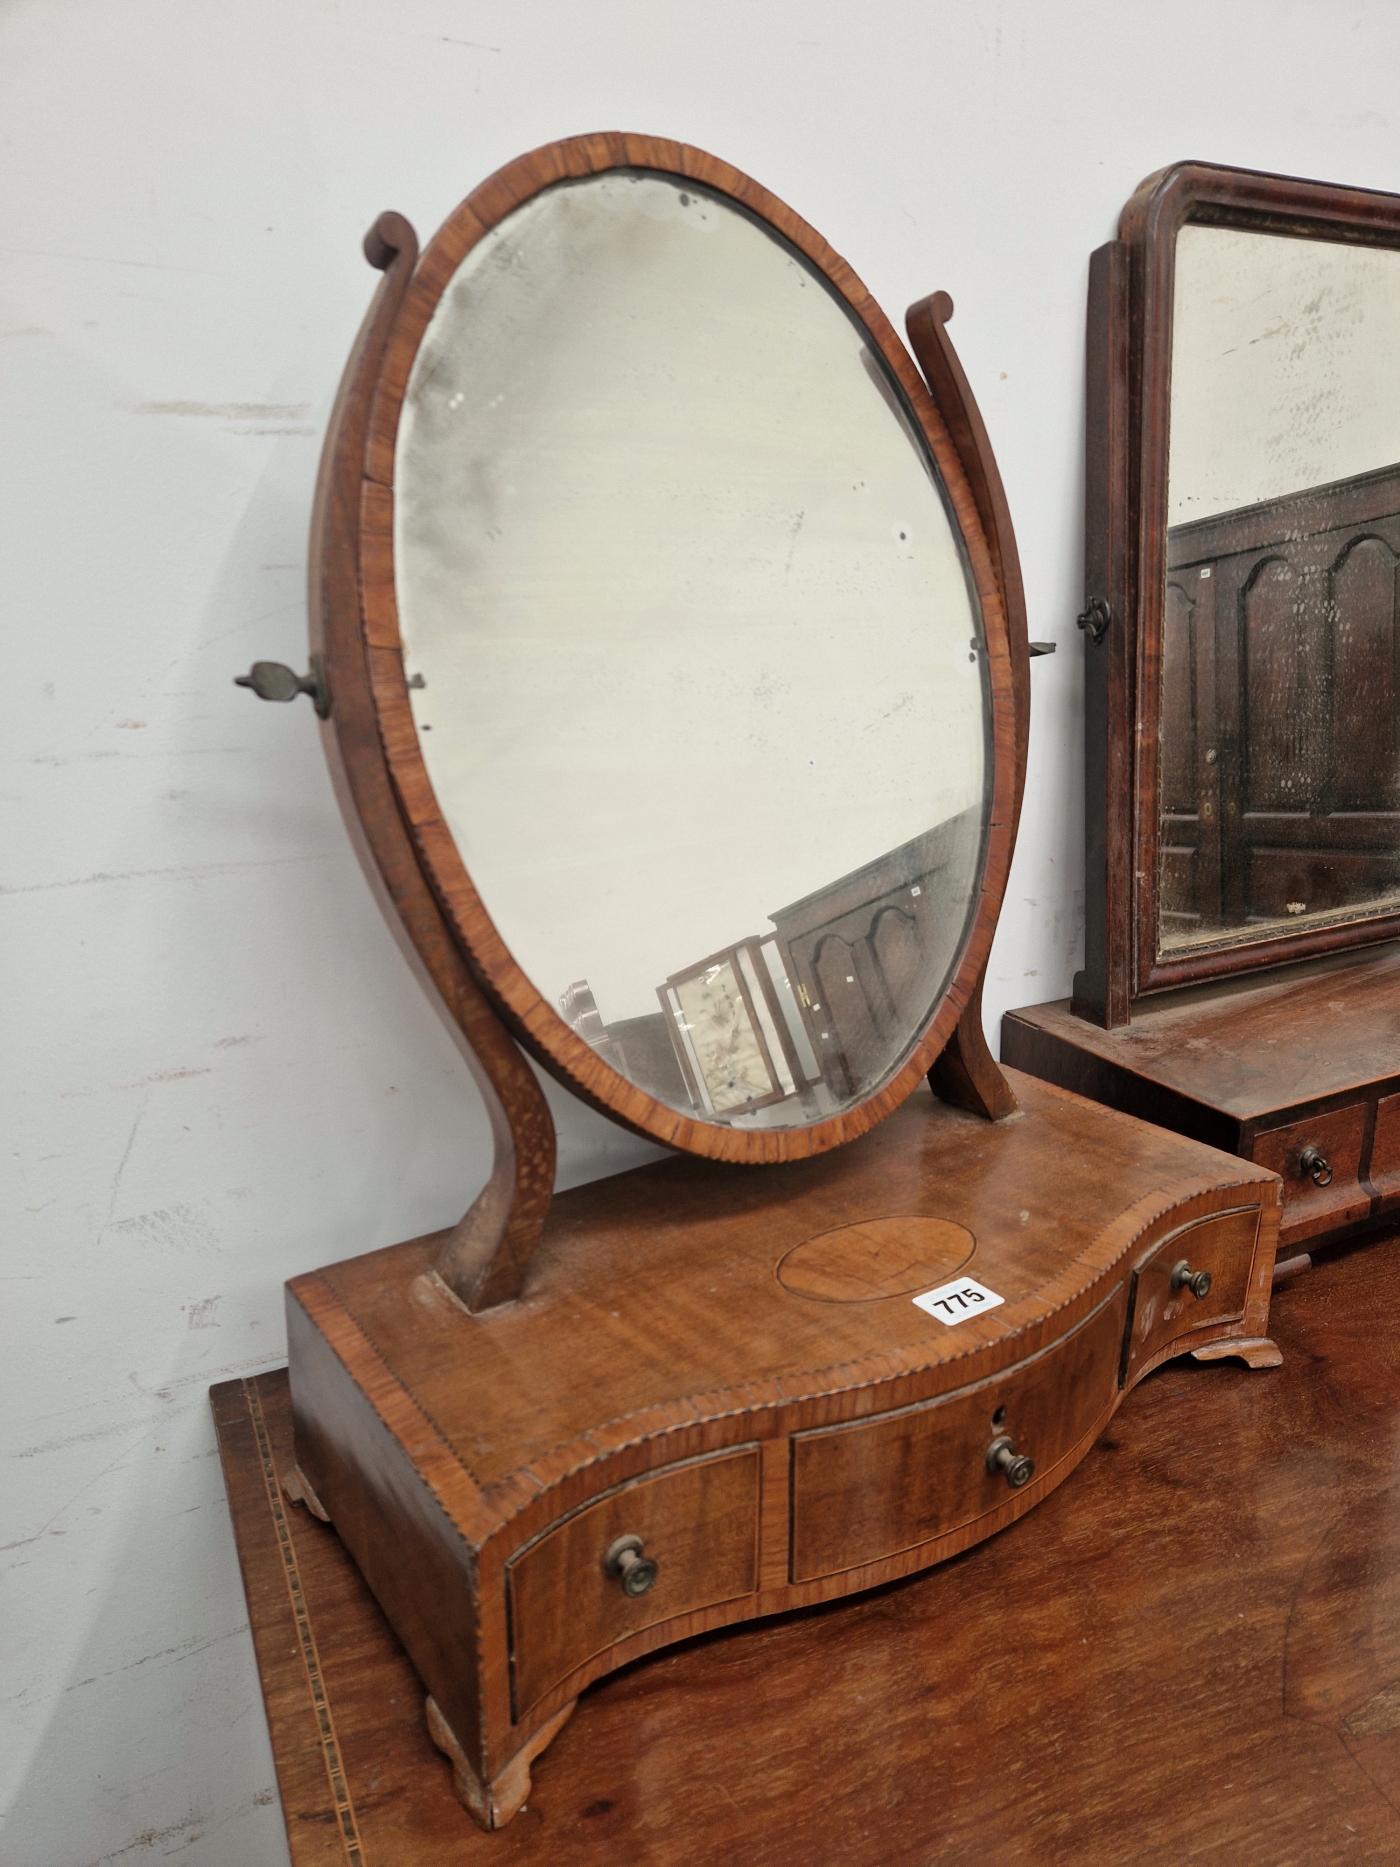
[1122,1205,1258,1384]
[1371,1094,1400,1208]
[1250,1103,1370,1242]
[507,1446,760,1719]
[789,1287,1125,1585]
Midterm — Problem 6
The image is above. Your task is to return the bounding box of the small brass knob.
[986,1435,1035,1490]
[1299,1146,1333,1187]
[604,1534,658,1598]
[1170,1259,1212,1300]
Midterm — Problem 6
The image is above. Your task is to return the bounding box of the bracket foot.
[1191,1336,1283,1371]
[280,1464,331,1522]
[426,1695,576,1831]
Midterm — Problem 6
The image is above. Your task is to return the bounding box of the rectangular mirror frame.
[1075,160,1400,1027]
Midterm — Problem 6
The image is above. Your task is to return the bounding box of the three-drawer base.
[284,1074,1280,1830]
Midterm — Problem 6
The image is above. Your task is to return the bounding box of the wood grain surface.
[905,291,1028,1121]
[216,1230,1400,1865]
[1005,943,1400,1258]
[1009,943,1400,1125]
[1072,238,1132,1028]
[295,1074,1276,1502]
[281,1070,1278,1813]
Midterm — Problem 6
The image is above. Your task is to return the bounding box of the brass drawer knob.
[1169,1259,1212,1299]
[985,1435,1035,1490]
[1299,1145,1333,1187]
[604,1534,659,1598]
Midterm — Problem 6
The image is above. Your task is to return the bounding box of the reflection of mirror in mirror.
[395,172,989,1129]
[1161,225,1400,955]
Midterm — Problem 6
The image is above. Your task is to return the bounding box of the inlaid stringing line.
[244,1377,366,1866]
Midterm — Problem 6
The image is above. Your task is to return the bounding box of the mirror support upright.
[1071,241,1133,1028]
[906,291,1022,1118]
[310,209,558,1313]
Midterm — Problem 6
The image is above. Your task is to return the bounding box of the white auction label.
[912,1276,1006,1326]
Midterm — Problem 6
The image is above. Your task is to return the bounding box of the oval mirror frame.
[316,133,1017,1165]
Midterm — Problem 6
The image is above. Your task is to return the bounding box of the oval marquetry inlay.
[776,1216,975,1303]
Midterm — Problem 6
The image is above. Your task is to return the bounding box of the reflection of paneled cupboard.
[1161,462,1400,941]
[770,810,980,1097]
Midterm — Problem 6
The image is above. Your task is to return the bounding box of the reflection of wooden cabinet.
[768,809,981,1098]
[1163,462,1400,941]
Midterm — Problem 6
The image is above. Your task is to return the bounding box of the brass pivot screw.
[1170,1260,1212,1300]
[234,655,330,718]
[604,1535,659,1597]
[1076,596,1112,645]
[1299,1146,1333,1187]
[986,1436,1035,1490]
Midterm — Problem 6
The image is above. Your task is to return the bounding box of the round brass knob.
[986,1435,1035,1490]
[604,1534,658,1598]
[1170,1259,1212,1299]
[1299,1145,1333,1187]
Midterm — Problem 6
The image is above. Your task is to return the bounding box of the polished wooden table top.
[214,1236,1400,1864]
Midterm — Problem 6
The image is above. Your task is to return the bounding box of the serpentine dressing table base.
[235,136,1286,1832]
[287,1070,1279,1828]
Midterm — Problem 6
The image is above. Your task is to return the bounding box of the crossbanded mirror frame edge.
[308,133,1023,1306]
[1074,159,1400,1030]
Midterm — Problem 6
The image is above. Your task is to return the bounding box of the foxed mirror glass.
[1161,223,1400,959]
[389,169,996,1134]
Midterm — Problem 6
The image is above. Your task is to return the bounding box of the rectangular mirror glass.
[1161,225,1400,956]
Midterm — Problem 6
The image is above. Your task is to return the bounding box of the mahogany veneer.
[214,1229,1400,1866]
[269,136,1287,1840]
[286,1070,1279,1827]
[1005,941,1400,1258]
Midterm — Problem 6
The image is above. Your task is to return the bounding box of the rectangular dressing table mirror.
[226,134,1281,1834]
[1006,160,1400,1267]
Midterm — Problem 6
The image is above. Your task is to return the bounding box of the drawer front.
[1122,1205,1258,1383]
[1370,1093,1400,1208]
[790,1287,1125,1585]
[1250,1103,1370,1242]
[507,1445,760,1719]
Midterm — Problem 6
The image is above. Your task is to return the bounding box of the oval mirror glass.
[392,170,992,1132]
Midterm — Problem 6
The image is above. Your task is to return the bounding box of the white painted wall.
[5,3,1400,1860]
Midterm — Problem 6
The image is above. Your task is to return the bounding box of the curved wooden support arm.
[928,971,1019,1122]
[310,211,557,1313]
[906,292,1030,1121]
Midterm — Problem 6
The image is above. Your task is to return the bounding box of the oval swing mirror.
[319,136,1015,1165]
